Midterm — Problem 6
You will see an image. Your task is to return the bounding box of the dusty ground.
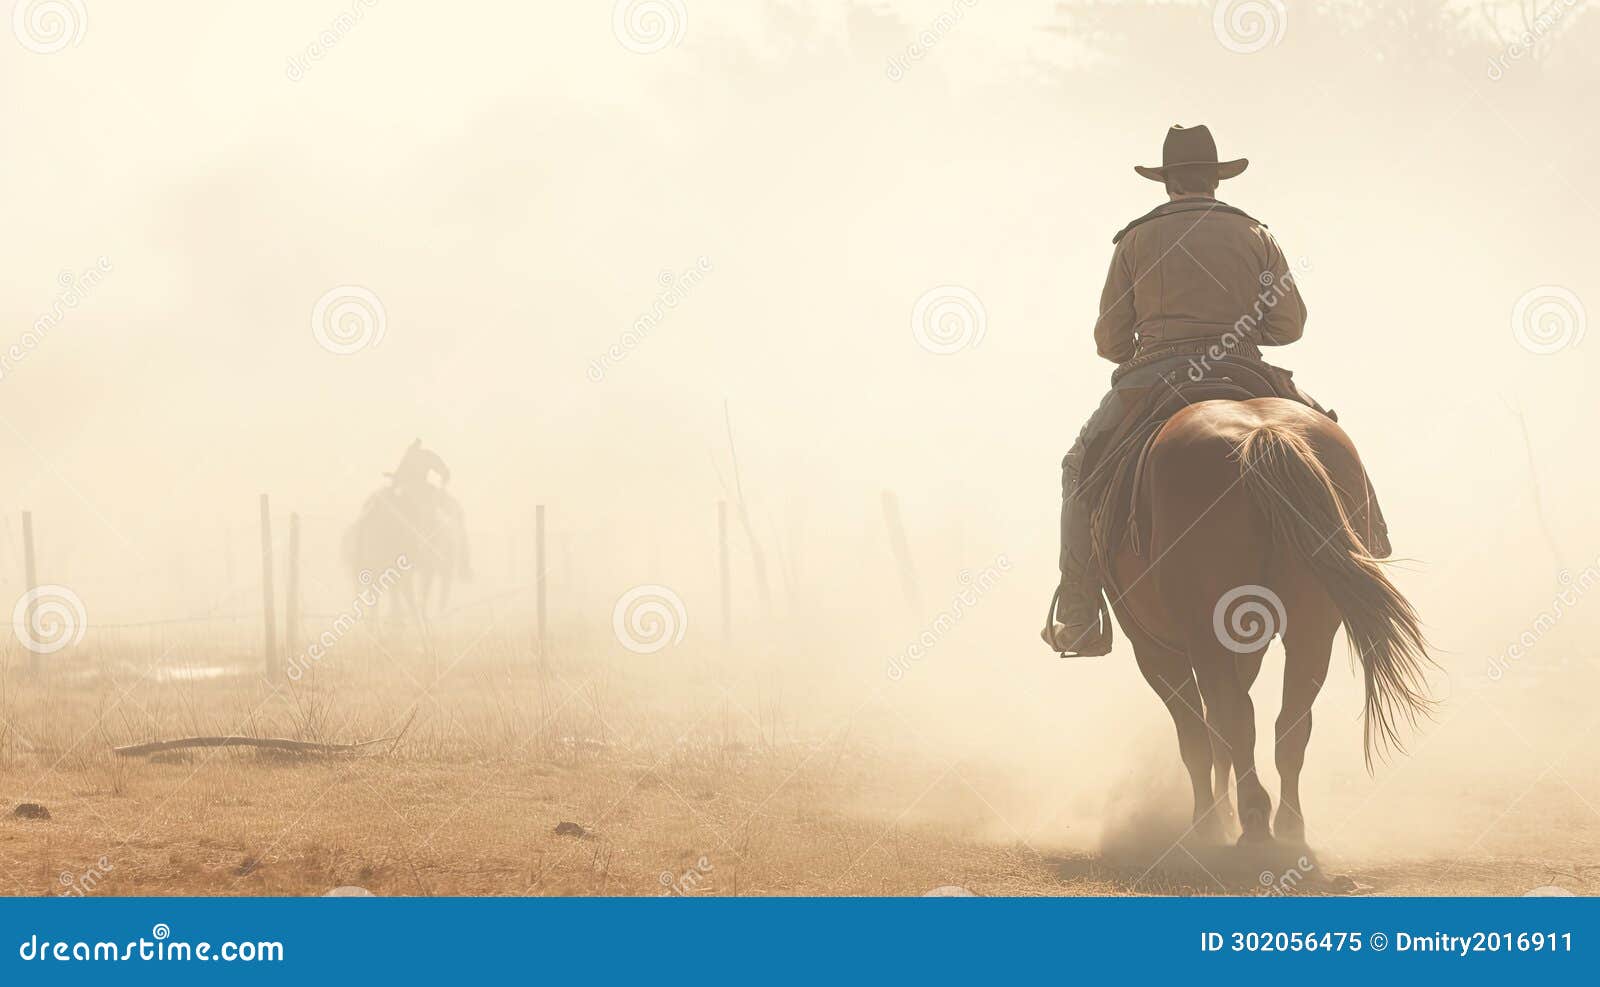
[1,626,1596,897]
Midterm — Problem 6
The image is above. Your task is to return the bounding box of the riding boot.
[1042,455,1113,657]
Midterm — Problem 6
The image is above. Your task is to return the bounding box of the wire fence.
[1,481,909,679]
[0,495,571,679]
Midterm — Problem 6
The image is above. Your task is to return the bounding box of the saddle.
[1079,352,1313,566]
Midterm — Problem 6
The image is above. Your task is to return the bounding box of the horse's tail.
[1235,422,1434,771]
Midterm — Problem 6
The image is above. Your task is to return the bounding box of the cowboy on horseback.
[1045,125,1379,657]
[383,438,472,580]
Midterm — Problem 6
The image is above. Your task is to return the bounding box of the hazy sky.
[1,0,1596,677]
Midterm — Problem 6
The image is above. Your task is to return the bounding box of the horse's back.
[1156,396,1352,457]
[1150,397,1366,503]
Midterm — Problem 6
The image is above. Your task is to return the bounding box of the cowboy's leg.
[1289,380,1330,417]
[1061,387,1123,558]
[1045,384,1131,656]
[1059,362,1171,570]
[1356,470,1392,557]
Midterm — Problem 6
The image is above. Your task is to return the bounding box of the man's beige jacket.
[1094,197,1306,364]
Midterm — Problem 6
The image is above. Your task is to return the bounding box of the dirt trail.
[4,736,1592,897]
[3,632,1595,898]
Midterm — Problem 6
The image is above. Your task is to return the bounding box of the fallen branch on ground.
[113,709,417,759]
[114,735,389,757]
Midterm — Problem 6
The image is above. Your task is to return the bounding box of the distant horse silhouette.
[341,485,469,626]
[1103,398,1432,845]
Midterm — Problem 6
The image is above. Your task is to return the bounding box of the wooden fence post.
[21,511,38,673]
[717,500,731,649]
[535,504,547,667]
[284,512,300,671]
[260,494,277,679]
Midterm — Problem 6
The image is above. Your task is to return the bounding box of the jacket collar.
[1112,197,1264,244]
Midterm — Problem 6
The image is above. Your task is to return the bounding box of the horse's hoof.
[1273,811,1306,847]
[1236,802,1273,844]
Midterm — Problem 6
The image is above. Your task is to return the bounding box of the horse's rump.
[1112,398,1431,766]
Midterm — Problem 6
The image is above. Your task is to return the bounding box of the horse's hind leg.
[1208,728,1230,819]
[1274,614,1337,845]
[1193,648,1272,843]
[1207,651,1265,836]
[1131,637,1222,843]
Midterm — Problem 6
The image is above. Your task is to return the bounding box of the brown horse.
[342,486,470,626]
[1104,397,1433,845]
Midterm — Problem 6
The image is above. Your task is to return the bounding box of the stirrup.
[1041,585,1114,658]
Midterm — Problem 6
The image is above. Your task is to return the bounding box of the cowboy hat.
[1134,124,1248,182]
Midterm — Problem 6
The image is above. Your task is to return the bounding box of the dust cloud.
[2,1,1597,883]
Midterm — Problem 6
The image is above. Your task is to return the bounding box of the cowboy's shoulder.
[1202,198,1268,232]
[1111,203,1167,245]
